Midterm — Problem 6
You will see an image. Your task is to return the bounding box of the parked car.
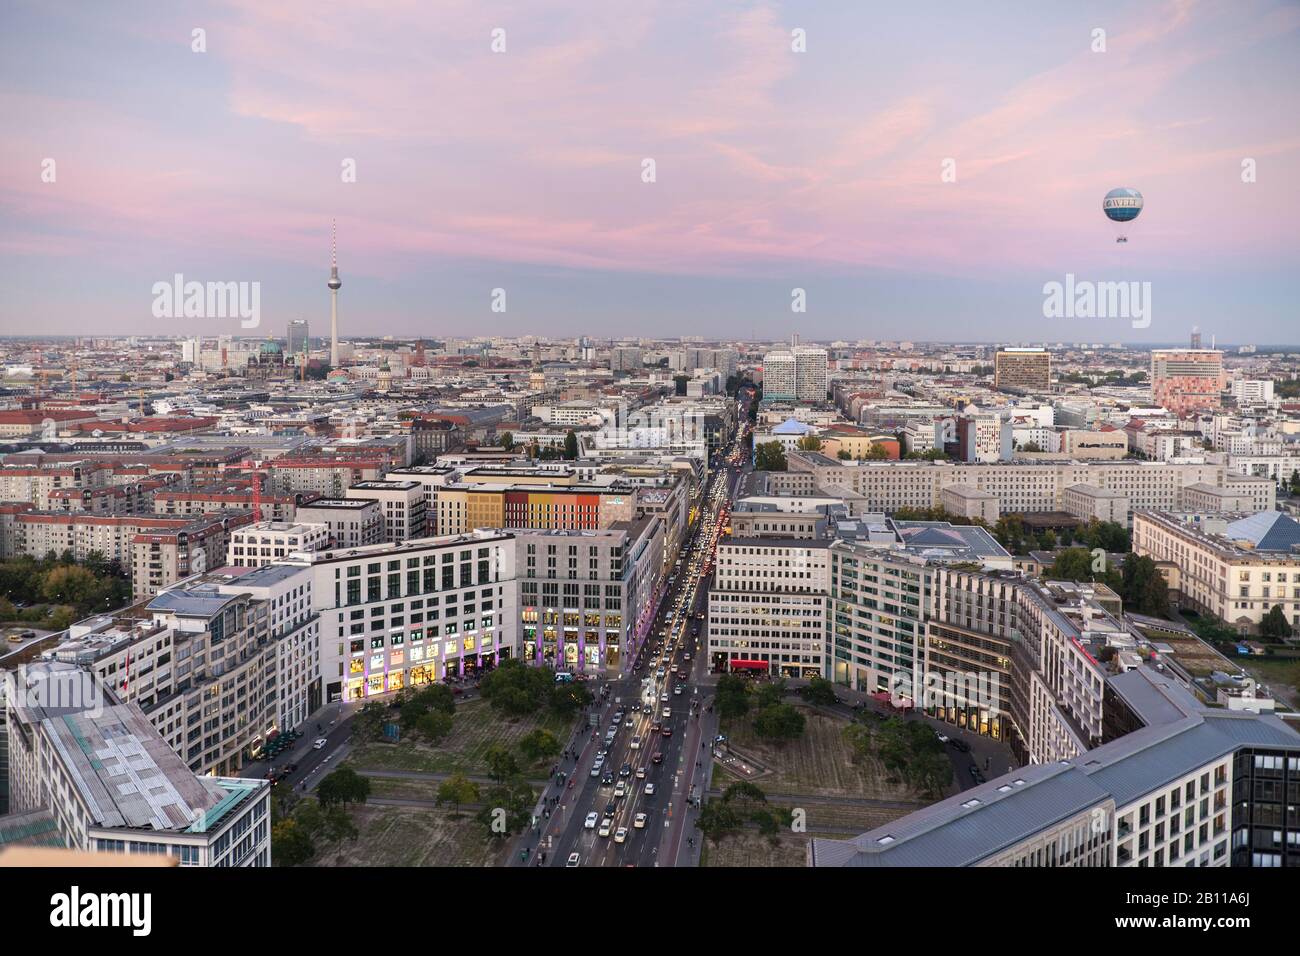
[312,738,328,750]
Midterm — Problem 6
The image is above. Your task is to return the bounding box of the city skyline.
[2,0,1298,342]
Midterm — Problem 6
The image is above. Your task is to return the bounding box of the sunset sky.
[2,0,1298,343]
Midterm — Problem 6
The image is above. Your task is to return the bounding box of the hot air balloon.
[1103,187,1142,243]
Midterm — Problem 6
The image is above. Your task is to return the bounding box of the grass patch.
[718,707,924,801]
[313,803,502,867]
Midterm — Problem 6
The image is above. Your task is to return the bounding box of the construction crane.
[238,458,267,521]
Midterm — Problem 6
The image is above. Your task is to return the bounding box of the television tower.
[328,219,342,367]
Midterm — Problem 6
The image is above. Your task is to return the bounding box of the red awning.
[729,659,769,671]
[870,691,892,702]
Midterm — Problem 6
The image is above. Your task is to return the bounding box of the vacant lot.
[1238,655,1300,709]
[700,831,810,867]
[717,707,923,802]
[346,698,576,777]
[315,803,503,867]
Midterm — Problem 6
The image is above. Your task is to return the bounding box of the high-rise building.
[762,346,827,402]
[993,347,1051,391]
[609,346,643,373]
[287,319,309,358]
[1151,349,1223,417]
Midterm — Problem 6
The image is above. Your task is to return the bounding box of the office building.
[994,348,1052,392]
[1151,349,1224,417]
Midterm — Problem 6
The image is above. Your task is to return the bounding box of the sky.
[1,0,1298,344]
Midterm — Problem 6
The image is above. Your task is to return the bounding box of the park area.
[344,697,576,779]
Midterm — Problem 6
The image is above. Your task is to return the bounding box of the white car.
[630,735,642,750]
[598,817,614,838]
[673,685,683,696]
[590,765,601,778]
[614,781,627,799]
[566,852,581,867]
[636,767,646,780]
[662,707,672,719]
[660,693,669,702]
[634,812,647,829]
[614,827,628,844]
[312,738,328,750]
[936,732,950,744]
[644,783,656,796]
[584,812,599,829]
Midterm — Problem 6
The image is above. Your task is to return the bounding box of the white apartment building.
[295,497,385,548]
[228,520,330,567]
[345,479,428,541]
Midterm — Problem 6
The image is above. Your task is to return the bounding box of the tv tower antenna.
[328,219,342,368]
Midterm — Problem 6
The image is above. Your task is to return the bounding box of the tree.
[499,431,515,451]
[476,778,534,840]
[864,442,889,460]
[1049,547,1097,582]
[316,767,371,808]
[484,744,521,784]
[1119,554,1169,617]
[436,773,480,814]
[754,441,787,472]
[753,703,806,742]
[1261,604,1293,641]
[715,674,751,718]
[415,709,454,743]
[563,429,579,460]
[518,728,562,762]
[271,819,315,867]
[796,434,822,452]
[353,702,388,742]
[799,677,838,706]
[549,681,593,718]
[695,800,744,844]
[320,804,359,851]
[837,449,851,460]
[1019,441,1044,453]
[479,658,553,716]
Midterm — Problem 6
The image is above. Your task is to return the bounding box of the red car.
[652,753,664,764]
[661,727,673,737]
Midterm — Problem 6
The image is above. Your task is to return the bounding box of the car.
[619,763,632,777]
[660,692,669,702]
[642,703,653,715]
[584,812,599,829]
[602,772,614,786]
[661,726,673,737]
[651,720,661,733]
[597,749,608,759]
[652,752,664,764]
[936,732,950,744]
[644,783,656,796]
[684,653,692,662]
[636,767,646,780]
[614,827,628,844]
[598,817,614,837]
[662,707,672,719]
[566,852,581,867]
[949,739,971,753]
[630,735,642,750]
[634,812,647,829]
[590,765,602,777]
[968,766,982,781]
[673,685,683,696]
[614,781,627,799]
[312,738,328,750]
[604,801,616,816]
